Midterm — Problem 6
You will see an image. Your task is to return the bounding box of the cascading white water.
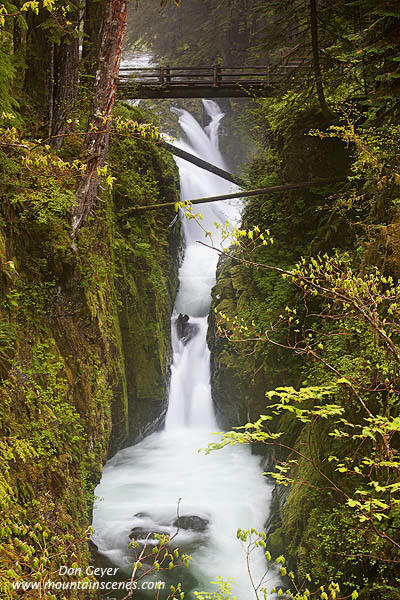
[92,101,276,598]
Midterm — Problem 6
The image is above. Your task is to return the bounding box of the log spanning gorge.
[92,101,276,598]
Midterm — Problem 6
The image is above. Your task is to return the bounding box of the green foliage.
[0,333,96,598]
[211,245,400,577]
[310,118,400,226]
[0,95,181,598]
[327,0,400,118]
[232,528,355,600]
[194,577,236,600]
[0,46,16,114]
[128,532,192,600]
[209,63,400,598]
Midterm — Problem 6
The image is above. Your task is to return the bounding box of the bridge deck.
[117,65,294,99]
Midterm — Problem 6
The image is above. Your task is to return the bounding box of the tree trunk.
[52,30,79,148]
[309,0,330,118]
[160,140,246,187]
[82,0,106,81]
[13,16,24,54]
[131,178,346,213]
[72,0,128,237]
[23,12,52,119]
[48,42,55,138]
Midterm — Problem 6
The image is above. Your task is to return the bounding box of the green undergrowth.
[0,102,180,598]
[208,106,400,599]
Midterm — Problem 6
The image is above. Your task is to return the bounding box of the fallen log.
[131,178,345,213]
[159,140,246,187]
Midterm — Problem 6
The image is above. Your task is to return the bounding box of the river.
[92,99,276,599]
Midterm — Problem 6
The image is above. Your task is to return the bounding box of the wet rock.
[88,538,98,555]
[133,512,150,519]
[172,515,209,532]
[129,527,158,541]
[176,314,199,345]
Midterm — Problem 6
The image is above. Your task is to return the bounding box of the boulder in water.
[129,524,172,542]
[176,314,199,345]
[172,515,209,532]
[129,527,158,541]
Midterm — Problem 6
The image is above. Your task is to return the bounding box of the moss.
[107,102,180,449]
[209,107,400,597]
[0,103,180,598]
[268,526,285,558]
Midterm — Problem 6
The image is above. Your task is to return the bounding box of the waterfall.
[165,102,237,430]
[92,101,276,599]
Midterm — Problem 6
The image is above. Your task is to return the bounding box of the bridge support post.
[213,65,218,87]
[212,65,221,87]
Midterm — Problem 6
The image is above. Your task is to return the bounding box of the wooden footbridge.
[117,65,294,99]
[115,61,345,210]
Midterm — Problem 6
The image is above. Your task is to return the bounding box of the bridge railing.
[117,64,301,89]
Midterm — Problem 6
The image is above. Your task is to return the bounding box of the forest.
[0,0,399,599]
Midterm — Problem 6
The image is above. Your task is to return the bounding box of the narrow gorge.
[1,2,399,600]
[92,100,275,599]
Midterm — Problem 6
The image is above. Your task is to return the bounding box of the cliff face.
[0,103,180,597]
[207,110,400,599]
[209,111,349,430]
[106,104,181,454]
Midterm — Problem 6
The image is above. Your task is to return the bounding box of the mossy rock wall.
[208,110,349,430]
[0,103,180,598]
[109,104,181,451]
[207,109,400,599]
